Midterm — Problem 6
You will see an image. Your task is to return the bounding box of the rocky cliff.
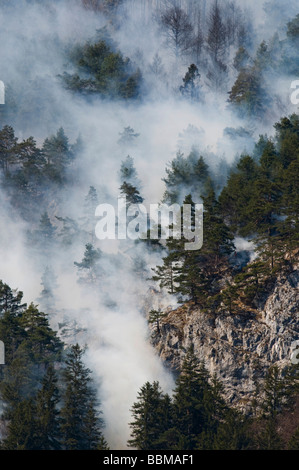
[150,264,299,408]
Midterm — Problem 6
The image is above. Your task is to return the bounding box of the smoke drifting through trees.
[0,0,298,449]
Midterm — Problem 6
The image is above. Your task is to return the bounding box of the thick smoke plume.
[0,0,298,448]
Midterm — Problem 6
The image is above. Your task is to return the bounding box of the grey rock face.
[151,267,299,407]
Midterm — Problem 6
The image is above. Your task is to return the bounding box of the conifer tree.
[34,365,61,450]
[2,399,36,450]
[19,303,62,366]
[180,64,201,101]
[172,347,211,449]
[119,181,144,205]
[0,125,18,174]
[38,265,58,312]
[128,381,171,450]
[228,65,268,118]
[60,344,106,450]
[148,309,166,336]
[74,243,102,284]
[81,186,99,243]
[42,128,72,182]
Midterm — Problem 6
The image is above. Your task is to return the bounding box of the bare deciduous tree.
[160,5,194,59]
[206,0,227,63]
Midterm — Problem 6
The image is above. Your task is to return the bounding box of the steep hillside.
[151,259,299,407]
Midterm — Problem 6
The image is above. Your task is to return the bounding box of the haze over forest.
[0,0,298,450]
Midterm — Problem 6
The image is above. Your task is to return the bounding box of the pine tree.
[180,64,201,101]
[2,399,37,450]
[60,344,106,450]
[118,126,139,146]
[128,381,171,450]
[19,303,63,366]
[0,281,26,317]
[148,309,166,336]
[201,188,235,271]
[81,186,99,243]
[119,181,144,205]
[162,150,210,205]
[34,365,61,450]
[38,265,58,312]
[233,46,251,71]
[172,347,211,450]
[35,212,56,250]
[219,154,259,234]
[74,243,102,284]
[0,125,18,174]
[228,65,268,118]
[42,128,72,182]
[55,215,82,247]
[119,155,140,188]
[212,408,252,450]
[252,366,290,450]
[151,255,179,295]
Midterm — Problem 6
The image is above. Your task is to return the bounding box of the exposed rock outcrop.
[151,266,299,408]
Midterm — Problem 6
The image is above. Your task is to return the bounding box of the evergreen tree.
[34,365,61,450]
[2,399,37,450]
[0,125,18,174]
[118,126,139,146]
[119,155,140,188]
[180,64,201,101]
[119,181,143,205]
[38,265,58,312]
[162,150,210,205]
[252,365,295,450]
[148,309,166,336]
[42,128,72,182]
[172,347,211,449]
[151,255,179,296]
[233,46,251,71]
[34,212,56,250]
[228,65,268,118]
[62,39,141,100]
[128,381,171,450]
[212,408,252,450]
[55,215,82,247]
[74,243,102,284]
[81,186,99,243]
[0,281,26,317]
[60,344,106,450]
[19,303,63,366]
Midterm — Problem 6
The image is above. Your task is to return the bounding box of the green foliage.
[0,281,107,450]
[162,149,210,205]
[61,37,141,100]
[128,347,254,450]
[180,64,201,101]
[228,65,268,118]
[233,46,251,71]
[60,344,106,450]
[119,181,144,205]
[152,191,234,307]
[128,381,172,450]
[74,243,102,284]
[286,14,299,42]
[250,365,299,450]
[148,309,166,335]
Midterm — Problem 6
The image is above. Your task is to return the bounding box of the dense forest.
[0,0,298,451]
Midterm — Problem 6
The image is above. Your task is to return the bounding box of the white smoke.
[0,0,297,449]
